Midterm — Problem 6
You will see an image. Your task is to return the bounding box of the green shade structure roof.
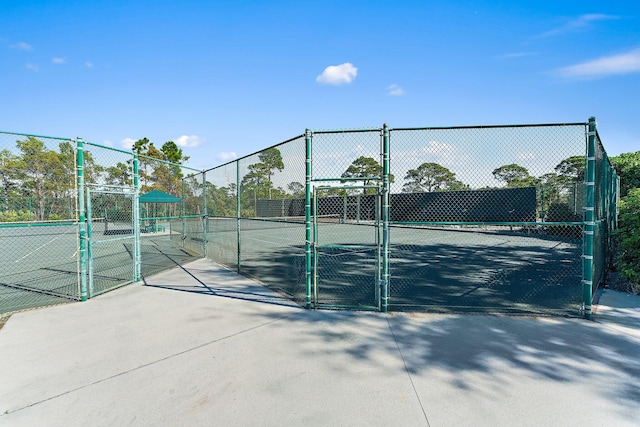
[139,189,181,203]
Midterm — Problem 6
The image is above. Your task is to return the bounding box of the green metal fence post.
[381,124,390,313]
[615,175,620,229]
[133,152,141,281]
[202,171,207,257]
[76,138,88,301]
[181,179,186,247]
[305,129,313,309]
[236,160,241,274]
[86,189,94,297]
[582,117,597,319]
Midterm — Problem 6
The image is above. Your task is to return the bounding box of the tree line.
[205,149,587,218]
[0,138,589,222]
[0,136,190,222]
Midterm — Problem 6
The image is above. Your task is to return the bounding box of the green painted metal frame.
[582,117,596,319]
[237,160,242,274]
[202,172,208,257]
[311,184,383,310]
[85,184,138,297]
[381,124,390,312]
[76,138,88,301]
[133,153,141,281]
[306,128,387,311]
[305,129,313,308]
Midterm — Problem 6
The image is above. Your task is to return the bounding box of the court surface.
[1,258,638,426]
[211,221,583,315]
[0,223,199,315]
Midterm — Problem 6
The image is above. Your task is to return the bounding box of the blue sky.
[1,0,639,170]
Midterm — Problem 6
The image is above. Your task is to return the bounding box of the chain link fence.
[1,132,81,315]
[387,124,587,314]
[204,135,308,304]
[1,118,619,318]
[205,119,618,317]
[1,132,206,317]
[137,154,204,276]
[588,127,619,314]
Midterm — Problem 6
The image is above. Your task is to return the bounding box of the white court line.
[242,235,296,246]
[14,233,66,263]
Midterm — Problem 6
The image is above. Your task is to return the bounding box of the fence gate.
[86,186,139,297]
[312,186,382,310]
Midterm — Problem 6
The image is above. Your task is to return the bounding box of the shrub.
[615,188,640,293]
[0,209,33,222]
[544,202,582,238]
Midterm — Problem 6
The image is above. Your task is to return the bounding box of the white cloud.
[85,62,93,68]
[52,57,65,64]
[120,138,136,149]
[11,41,32,51]
[517,152,536,161]
[499,52,535,59]
[103,140,114,147]
[422,141,456,155]
[541,14,618,37]
[387,84,405,96]
[175,135,204,148]
[559,48,640,78]
[216,152,237,162]
[26,63,39,72]
[316,63,358,85]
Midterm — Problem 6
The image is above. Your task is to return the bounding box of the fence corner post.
[202,171,207,257]
[236,160,241,274]
[133,151,141,282]
[582,117,597,320]
[76,137,88,301]
[381,123,390,313]
[305,129,313,309]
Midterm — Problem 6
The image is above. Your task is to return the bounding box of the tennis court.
[0,220,200,315]
[0,222,81,314]
[203,218,583,315]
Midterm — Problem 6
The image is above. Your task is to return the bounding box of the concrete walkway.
[1,258,639,426]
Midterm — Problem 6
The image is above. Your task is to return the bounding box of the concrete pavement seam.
[386,315,431,427]
[1,311,304,416]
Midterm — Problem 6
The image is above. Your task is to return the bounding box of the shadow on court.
[232,235,583,315]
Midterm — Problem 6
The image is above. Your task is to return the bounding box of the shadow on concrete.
[249,307,640,412]
[143,261,300,309]
[146,256,640,412]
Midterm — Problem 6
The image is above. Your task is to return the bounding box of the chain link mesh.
[83,142,137,296]
[205,162,238,270]
[387,125,587,314]
[309,130,382,308]
[137,155,204,273]
[1,132,80,314]
[592,132,618,295]
[205,135,307,303]
[0,133,206,316]
[0,121,621,317]
[197,123,617,315]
